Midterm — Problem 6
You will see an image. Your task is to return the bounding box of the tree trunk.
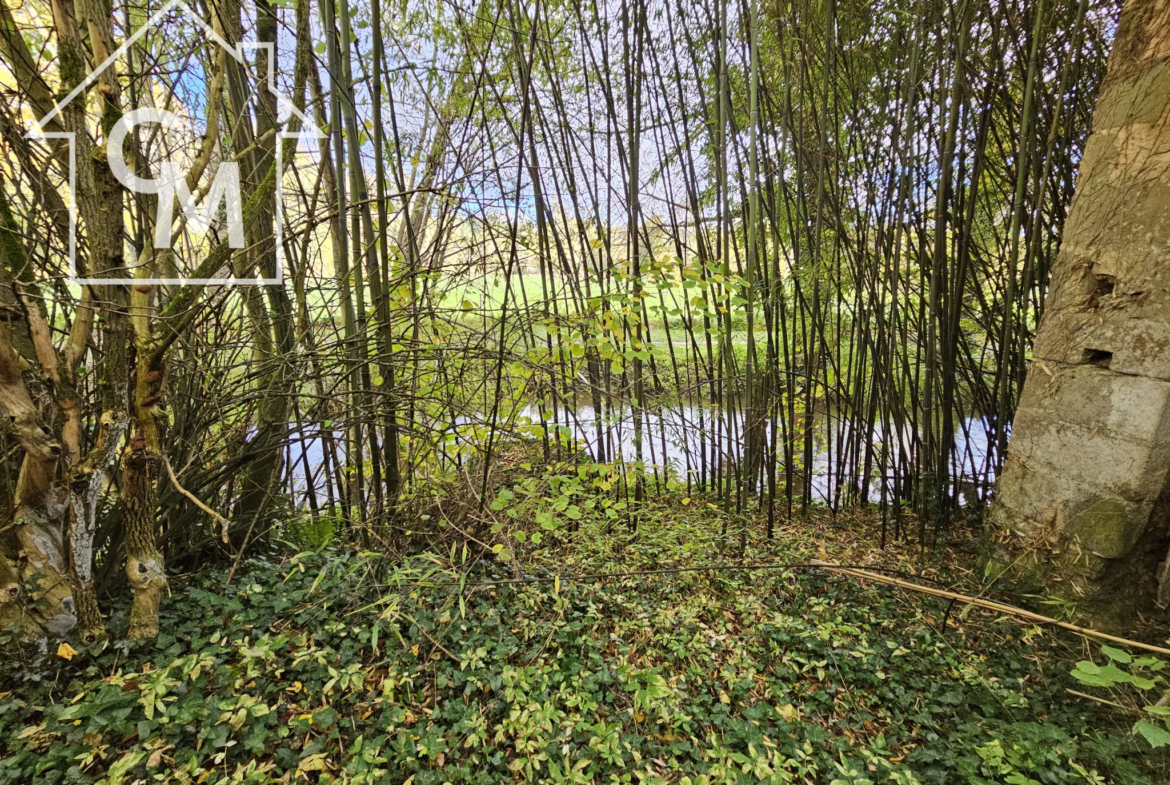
[987,0,1170,627]
[0,316,74,638]
[229,0,295,534]
[122,436,164,639]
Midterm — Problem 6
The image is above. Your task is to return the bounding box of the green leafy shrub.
[1071,645,1170,749]
[1,512,1163,784]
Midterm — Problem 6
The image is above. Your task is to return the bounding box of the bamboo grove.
[0,0,1115,638]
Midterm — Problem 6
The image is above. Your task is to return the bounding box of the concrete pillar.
[987,0,1170,623]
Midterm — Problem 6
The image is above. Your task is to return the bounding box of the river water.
[286,402,997,508]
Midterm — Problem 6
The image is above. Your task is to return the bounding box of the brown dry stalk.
[809,560,1170,657]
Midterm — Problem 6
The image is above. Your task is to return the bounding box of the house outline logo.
[26,0,326,286]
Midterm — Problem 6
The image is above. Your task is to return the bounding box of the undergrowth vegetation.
[2,493,1165,785]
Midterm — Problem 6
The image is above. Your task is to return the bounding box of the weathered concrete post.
[987,0,1170,624]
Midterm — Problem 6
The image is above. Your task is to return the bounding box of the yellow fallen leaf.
[57,643,78,661]
[297,753,329,775]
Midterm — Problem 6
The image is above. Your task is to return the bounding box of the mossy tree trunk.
[987,0,1170,626]
[122,429,165,640]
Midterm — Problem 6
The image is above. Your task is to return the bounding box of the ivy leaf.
[1131,675,1158,690]
[1071,661,1131,688]
[1102,645,1133,664]
[1134,720,1170,748]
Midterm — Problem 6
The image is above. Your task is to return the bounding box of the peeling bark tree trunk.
[987,0,1170,626]
[0,315,74,638]
[0,172,102,640]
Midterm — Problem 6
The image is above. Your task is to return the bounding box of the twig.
[164,457,230,544]
[809,560,1170,657]
[403,612,457,663]
[1065,689,1129,711]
